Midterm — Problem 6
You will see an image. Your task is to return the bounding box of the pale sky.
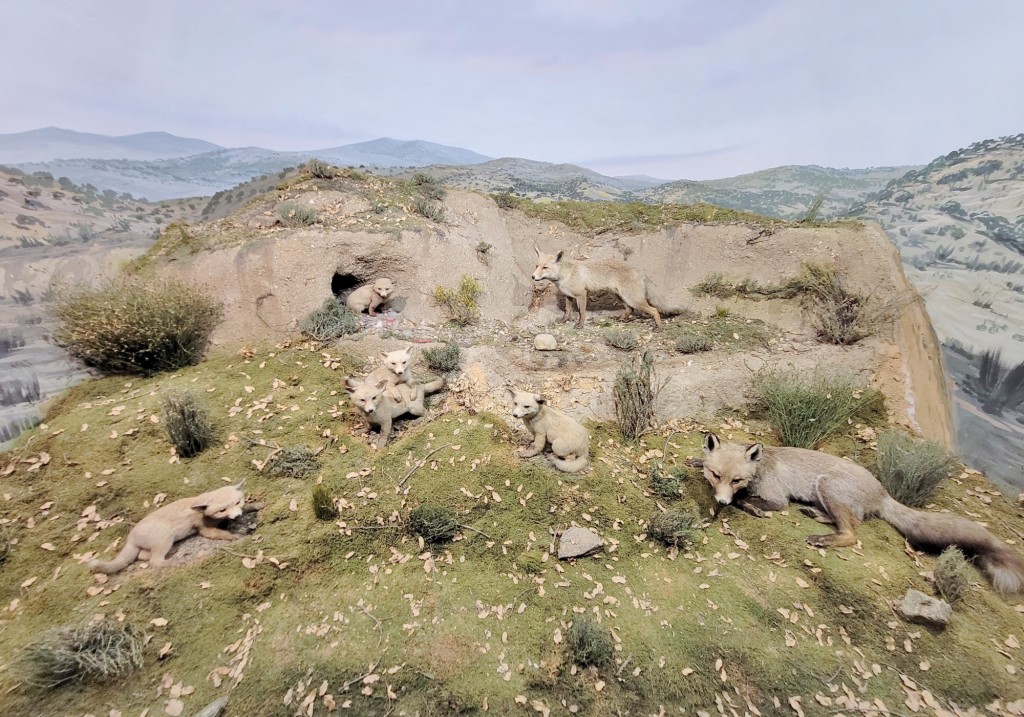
[1,1,1022,180]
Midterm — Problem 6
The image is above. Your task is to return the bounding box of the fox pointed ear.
[745,443,763,462]
[534,243,541,257]
[405,344,413,354]
[375,379,389,390]
[703,432,721,452]
[345,377,359,391]
[380,351,389,359]
[233,479,245,490]
[555,250,564,262]
[191,502,209,513]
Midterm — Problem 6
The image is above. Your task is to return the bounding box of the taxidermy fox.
[346,375,445,448]
[511,390,590,473]
[366,345,415,399]
[701,432,1024,595]
[346,278,395,316]
[531,247,676,329]
[88,483,246,575]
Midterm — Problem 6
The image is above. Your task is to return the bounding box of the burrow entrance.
[331,272,363,299]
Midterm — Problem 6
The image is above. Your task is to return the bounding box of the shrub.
[414,198,445,222]
[647,508,701,548]
[675,333,712,354]
[51,277,222,375]
[797,263,898,345]
[278,202,317,226]
[493,193,518,209]
[933,547,971,604]
[413,173,446,201]
[433,275,482,326]
[691,273,734,298]
[874,430,956,507]
[409,504,459,543]
[566,617,613,667]
[613,350,659,442]
[300,298,360,342]
[751,368,885,449]
[23,620,145,688]
[267,446,320,479]
[311,485,339,521]
[605,328,639,351]
[422,342,461,373]
[162,391,214,458]
[305,158,335,179]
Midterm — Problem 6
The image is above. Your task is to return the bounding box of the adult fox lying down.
[701,433,1024,595]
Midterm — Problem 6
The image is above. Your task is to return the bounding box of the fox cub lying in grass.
[701,432,1024,595]
[511,390,590,473]
[89,483,247,575]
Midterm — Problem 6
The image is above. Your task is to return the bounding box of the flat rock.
[558,527,603,559]
[534,333,558,351]
[898,589,951,627]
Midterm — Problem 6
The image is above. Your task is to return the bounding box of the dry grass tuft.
[23,620,145,688]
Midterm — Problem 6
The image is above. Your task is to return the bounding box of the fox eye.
[709,470,721,481]
[731,478,743,485]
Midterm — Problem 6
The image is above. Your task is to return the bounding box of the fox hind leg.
[806,503,859,548]
[800,505,835,524]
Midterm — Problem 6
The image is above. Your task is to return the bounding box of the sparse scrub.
[311,485,339,521]
[969,349,1024,416]
[933,547,972,604]
[566,616,613,667]
[605,328,639,351]
[267,446,320,479]
[161,391,214,458]
[0,328,26,356]
[613,349,659,442]
[23,620,145,688]
[422,342,461,373]
[414,198,445,222]
[413,173,446,201]
[433,275,482,326]
[492,193,518,209]
[299,298,360,342]
[874,429,957,507]
[647,508,701,548]
[674,333,712,354]
[691,273,734,298]
[305,158,336,179]
[0,372,40,406]
[409,504,459,543]
[797,262,899,345]
[714,305,731,318]
[752,368,885,449]
[51,277,222,375]
[278,202,317,226]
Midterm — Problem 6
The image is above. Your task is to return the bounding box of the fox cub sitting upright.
[88,483,246,575]
[346,278,395,316]
[511,390,590,473]
[701,432,1024,595]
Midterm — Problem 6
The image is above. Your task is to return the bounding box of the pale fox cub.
[701,432,1024,595]
[366,345,415,399]
[346,278,395,316]
[346,375,445,448]
[88,483,246,575]
[511,390,590,473]
[532,248,664,329]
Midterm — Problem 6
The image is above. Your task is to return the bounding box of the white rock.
[534,334,558,351]
[558,527,603,559]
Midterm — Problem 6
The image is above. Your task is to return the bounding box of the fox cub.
[701,432,1024,595]
[511,390,590,473]
[89,483,246,575]
[346,375,445,448]
[365,345,415,400]
[346,278,395,316]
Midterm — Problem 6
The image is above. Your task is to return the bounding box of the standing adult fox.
[531,248,683,329]
[701,432,1024,595]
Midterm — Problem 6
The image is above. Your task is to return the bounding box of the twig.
[458,524,494,541]
[341,660,381,692]
[398,444,451,487]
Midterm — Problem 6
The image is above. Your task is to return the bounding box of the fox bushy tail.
[879,497,1024,594]
[645,281,689,317]
[550,454,588,473]
[88,542,141,575]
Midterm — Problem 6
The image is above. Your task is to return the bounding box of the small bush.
[752,368,885,449]
[692,273,734,298]
[605,328,639,351]
[647,508,702,548]
[675,333,712,354]
[933,547,971,604]
[51,277,222,375]
[23,620,145,688]
[714,305,731,318]
[413,173,446,201]
[162,391,214,458]
[311,485,339,521]
[409,504,459,543]
[305,158,336,179]
[267,446,320,479]
[414,198,445,222]
[874,430,956,507]
[493,193,519,210]
[278,202,317,226]
[434,275,482,326]
[566,617,613,667]
[797,263,897,345]
[422,342,461,373]
[300,298,360,342]
[613,350,659,442]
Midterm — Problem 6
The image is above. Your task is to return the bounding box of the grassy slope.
[1,343,1022,716]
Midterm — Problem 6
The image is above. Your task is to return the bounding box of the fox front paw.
[519,448,540,458]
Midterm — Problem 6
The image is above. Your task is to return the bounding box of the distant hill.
[0,127,222,163]
[311,137,491,168]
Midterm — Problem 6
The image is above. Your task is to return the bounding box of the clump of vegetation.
[968,348,1024,416]
[299,298,360,342]
[305,158,336,179]
[649,464,683,498]
[566,616,613,667]
[797,263,898,345]
[0,524,11,566]
[311,485,339,521]
[51,277,223,375]
[278,202,317,226]
[23,620,145,688]
[433,275,482,326]
[409,504,459,543]
[675,333,712,354]
[492,193,519,210]
[605,328,639,351]
[414,198,445,222]
[751,368,885,449]
[613,350,659,442]
[874,430,957,507]
[933,547,972,604]
[267,446,320,479]
[412,172,446,201]
[647,508,702,548]
[422,342,461,373]
[691,273,735,299]
[161,391,214,458]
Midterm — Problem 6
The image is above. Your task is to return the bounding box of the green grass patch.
[663,313,771,353]
[513,198,785,233]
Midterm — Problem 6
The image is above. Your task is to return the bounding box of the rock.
[558,527,603,559]
[534,334,558,351]
[192,696,230,717]
[898,589,951,627]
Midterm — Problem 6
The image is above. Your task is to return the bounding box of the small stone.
[558,527,604,559]
[191,696,230,717]
[898,589,951,627]
[534,334,558,351]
